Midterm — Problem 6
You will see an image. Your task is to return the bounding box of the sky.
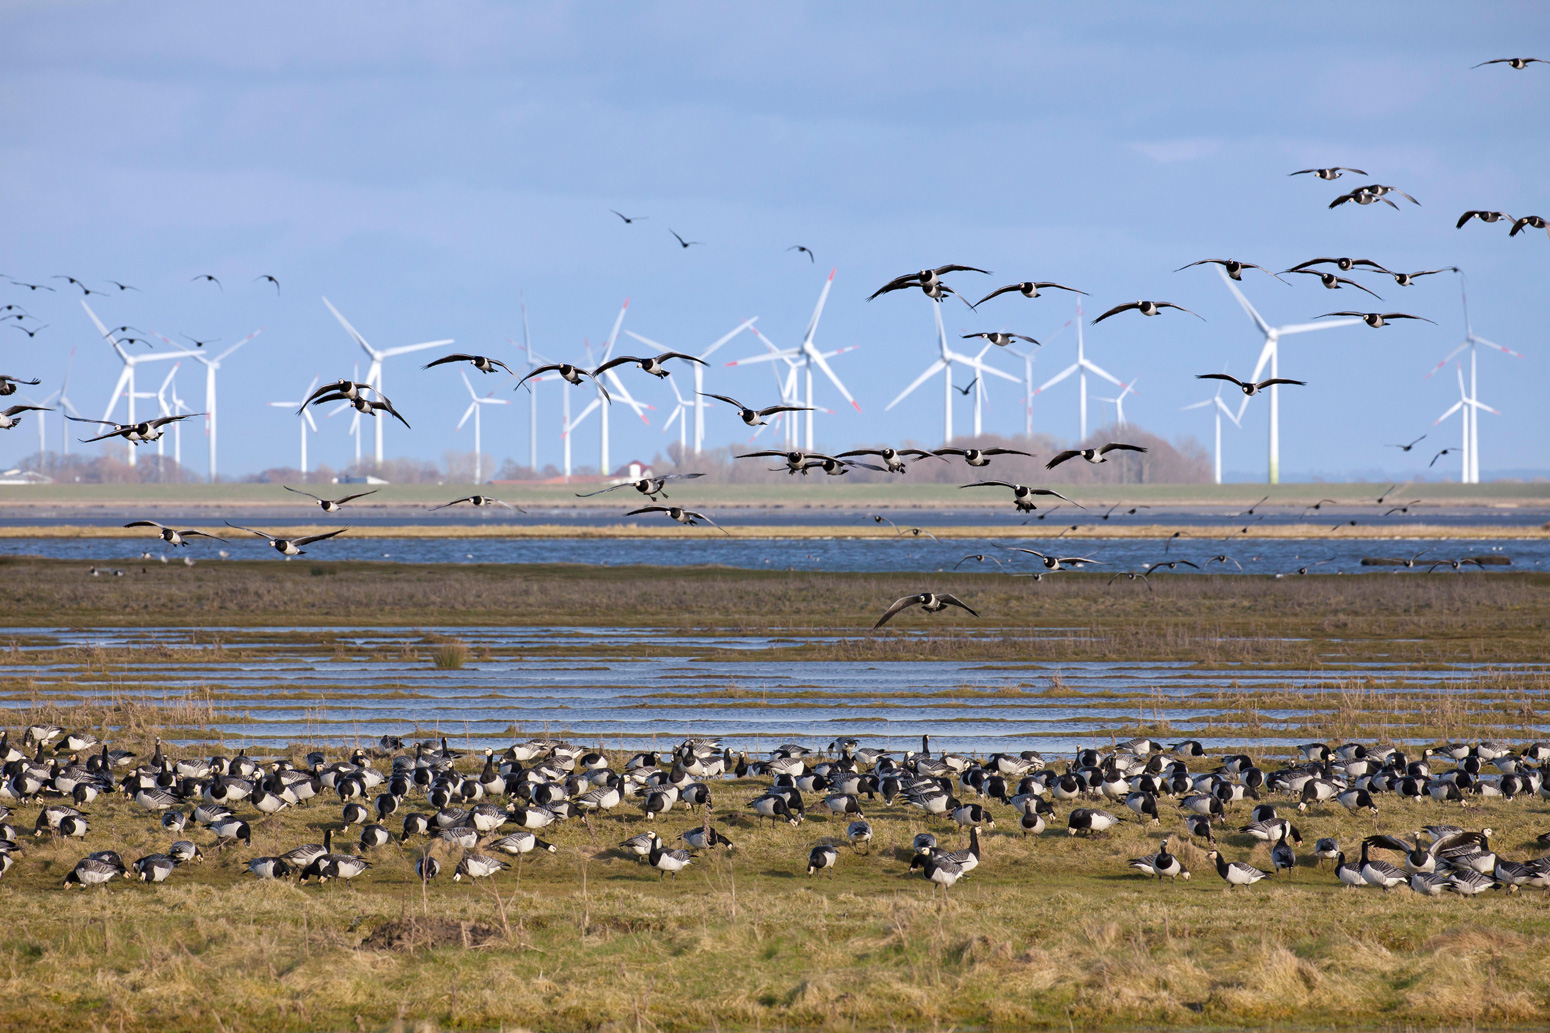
[1,1,1546,483]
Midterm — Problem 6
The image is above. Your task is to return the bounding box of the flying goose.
[1175,259,1285,283]
[123,522,226,547]
[1390,437,1426,457]
[1106,570,1152,590]
[431,495,523,511]
[1287,256,1391,274]
[1456,210,1512,228]
[224,523,348,556]
[698,392,811,427]
[514,364,610,401]
[1195,373,1305,396]
[575,473,704,500]
[738,449,839,473]
[1141,559,1199,573]
[868,264,990,301]
[1473,57,1546,69]
[0,375,41,397]
[807,843,839,876]
[1510,215,1548,238]
[872,592,979,629]
[1092,300,1203,323]
[283,486,378,512]
[594,351,706,379]
[836,446,939,472]
[955,553,1004,569]
[311,391,410,428]
[626,505,729,534]
[999,548,1102,571]
[959,481,1076,512]
[298,380,378,413]
[931,446,1031,467]
[69,414,195,444]
[1318,311,1435,328]
[0,405,50,430]
[1329,189,1398,210]
[961,331,1039,347]
[423,353,514,374]
[972,281,1086,307]
[1350,184,1419,205]
[1046,442,1148,469]
[1205,850,1268,889]
[1390,267,1457,286]
[669,229,702,248]
[1289,166,1367,180]
[1286,269,1383,297]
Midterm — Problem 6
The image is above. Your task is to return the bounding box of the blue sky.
[2,2,1545,481]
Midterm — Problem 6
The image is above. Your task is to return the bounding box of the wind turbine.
[1434,362,1498,484]
[726,270,862,451]
[1182,379,1242,485]
[153,362,182,473]
[54,349,82,457]
[1425,275,1521,484]
[624,318,756,455]
[322,297,452,465]
[1215,266,1363,484]
[661,374,700,458]
[81,300,197,466]
[884,296,1017,445]
[156,329,262,482]
[1095,378,1139,428]
[456,371,508,483]
[326,362,365,468]
[15,381,62,461]
[268,376,320,475]
[1028,301,1128,444]
[564,300,652,478]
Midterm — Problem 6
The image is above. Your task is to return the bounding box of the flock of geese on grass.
[4,725,1550,899]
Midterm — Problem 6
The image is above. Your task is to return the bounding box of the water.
[2,626,1540,757]
[0,535,1538,575]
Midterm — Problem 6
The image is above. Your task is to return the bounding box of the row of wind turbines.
[19,265,1515,486]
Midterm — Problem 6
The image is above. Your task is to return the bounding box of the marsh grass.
[430,643,467,670]
[5,743,1550,1032]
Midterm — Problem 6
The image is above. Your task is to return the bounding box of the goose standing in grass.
[63,856,124,888]
[1313,838,1341,868]
[1206,850,1268,890]
[1129,837,1189,883]
[1067,808,1122,837]
[1270,827,1298,875]
[1020,800,1047,837]
[133,854,177,883]
[846,820,873,852]
[1358,841,1408,890]
[682,821,734,853]
[246,856,294,879]
[910,851,964,895]
[414,855,441,881]
[808,843,839,876]
[452,854,508,882]
[489,831,559,857]
[648,833,694,879]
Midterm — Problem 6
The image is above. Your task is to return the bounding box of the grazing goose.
[807,843,839,876]
[133,854,177,883]
[1358,841,1408,890]
[1313,838,1341,868]
[1447,869,1496,896]
[414,855,441,881]
[303,851,372,884]
[168,841,204,864]
[1067,808,1122,837]
[64,856,124,888]
[647,833,694,880]
[246,856,294,879]
[282,828,333,868]
[1269,828,1298,875]
[1019,800,1048,837]
[224,523,348,557]
[910,851,964,894]
[846,820,873,852]
[621,832,658,862]
[1409,871,1451,896]
[682,822,734,852]
[359,824,392,849]
[1206,850,1268,889]
[436,826,479,850]
[1129,837,1190,883]
[488,831,558,856]
[209,816,251,847]
[452,854,509,882]
[747,793,803,827]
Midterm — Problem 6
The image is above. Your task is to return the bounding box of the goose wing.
[937,594,980,618]
[422,353,478,369]
[333,491,378,504]
[292,529,348,547]
[224,522,277,541]
[283,485,323,502]
[1091,302,1140,323]
[124,520,167,530]
[1097,442,1148,456]
[873,595,923,629]
[1045,450,1083,469]
[973,284,1022,307]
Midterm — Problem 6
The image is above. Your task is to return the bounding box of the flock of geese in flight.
[3,726,1547,901]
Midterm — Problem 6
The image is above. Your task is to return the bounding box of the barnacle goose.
[414,855,441,881]
[846,820,872,852]
[1313,838,1341,868]
[1128,837,1189,882]
[682,822,734,852]
[169,840,204,863]
[912,832,938,855]
[359,823,392,849]
[489,830,558,856]
[246,856,293,879]
[910,851,963,894]
[133,854,177,883]
[1269,828,1298,875]
[1067,807,1122,836]
[807,843,839,876]
[1205,850,1268,889]
[452,854,509,882]
[1358,841,1408,890]
[1447,869,1496,896]
[647,833,694,879]
[64,856,124,887]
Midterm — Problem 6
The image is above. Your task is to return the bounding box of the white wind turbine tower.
[725,270,862,450]
[268,376,320,475]
[322,297,452,465]
[82,300,197,466]
[1181,379,1242,485]
[456,371,508,483]
[737,325,816,449]
[885,297,1018,445]
[661,375,701,458]
[16,381,62,461]
[1029,301,1128,443]
[153,362,182,472]
[1215,266,1363,484]
[157,329,263,482]
[564,300,653,479]
[54,350,82,456]
[1434,362,1497,484]
[508,293,551,473]
[1424,275,1521,484]
[1095,378,1139,428]
[624,318,756,455]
